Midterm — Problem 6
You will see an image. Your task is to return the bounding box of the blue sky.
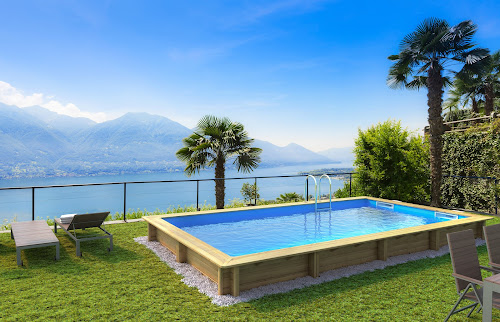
[0,0,499,151]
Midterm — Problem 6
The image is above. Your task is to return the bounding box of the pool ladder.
[304,174,332,212]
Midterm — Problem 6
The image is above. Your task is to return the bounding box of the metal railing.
[0,172,356,222]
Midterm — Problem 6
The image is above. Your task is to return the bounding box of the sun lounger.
[54,212,112,257]
[484,224,500,270]
[445,229,500,321]
[11,220,60,266]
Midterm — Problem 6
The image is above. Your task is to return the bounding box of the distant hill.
[24,105,96,138]
[0,103,73,168]
[0,104,339,178]
[255,140,333,166]
[318,147,354,165]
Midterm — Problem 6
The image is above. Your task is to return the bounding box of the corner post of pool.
[217,267,240,296]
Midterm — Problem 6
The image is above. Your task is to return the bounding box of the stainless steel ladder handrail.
[318,174,332,210]
[304,175,318,212]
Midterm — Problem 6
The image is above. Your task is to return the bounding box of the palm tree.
[444,76,483,115]
[447,50,500,116]
[176,115,262,209]
[388,18,488,207]
[468,50,500,116]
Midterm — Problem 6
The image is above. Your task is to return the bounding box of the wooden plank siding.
[144,197,491,296]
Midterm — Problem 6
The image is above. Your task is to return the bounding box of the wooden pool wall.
[143,197,489,296]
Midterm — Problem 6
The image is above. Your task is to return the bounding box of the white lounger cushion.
[60,214,76,224]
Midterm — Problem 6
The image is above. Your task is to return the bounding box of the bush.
[349,120,430,203]
[441,122,500,213]
[276,192,304,203]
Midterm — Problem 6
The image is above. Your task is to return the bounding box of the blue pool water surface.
[164,199,465,256]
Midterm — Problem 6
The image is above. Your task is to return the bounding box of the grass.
[1,216,500,321]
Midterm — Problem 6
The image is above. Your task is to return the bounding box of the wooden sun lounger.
[54,212,112,257]
[484,224,500,269]
[445,229,500,321]
[10,220,60,266]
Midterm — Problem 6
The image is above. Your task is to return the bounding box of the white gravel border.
[134,236,485,307]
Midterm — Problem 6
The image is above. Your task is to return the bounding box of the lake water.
[0,163,351,223]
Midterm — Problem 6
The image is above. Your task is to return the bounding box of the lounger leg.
[466,303,477,317]
[54,222,57,233]
[76,241,81,257]
[444,288,470,322]
[55,244,60,261]
[17,248,22,266]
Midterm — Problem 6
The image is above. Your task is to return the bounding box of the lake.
[0,163,352,223]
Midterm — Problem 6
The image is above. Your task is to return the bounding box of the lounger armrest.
[480,265,500,274]
[452,273,483,286]
[488,263,500,271]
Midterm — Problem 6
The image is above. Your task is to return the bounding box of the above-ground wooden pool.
[144,197,489,296]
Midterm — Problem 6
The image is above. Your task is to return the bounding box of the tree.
[444,76,483,115]
[176,115,262,209]
[241,182,259,204]
[464,50,500,116]
[446,51,500,117]
[353,120,430,203]
[388,18,488,206]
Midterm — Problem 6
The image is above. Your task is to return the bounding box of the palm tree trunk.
[472,97,479,114]
[215,156,225,209]
[485,83,494,116]
[427,66,444,207]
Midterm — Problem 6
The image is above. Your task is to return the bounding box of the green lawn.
[1,217,499,321]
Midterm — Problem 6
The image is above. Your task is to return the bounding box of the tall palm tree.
[388,18,488,207]
[470,50,500,116]
[448,50,500,116]
[176,115,262,209]
[444,76,483,115]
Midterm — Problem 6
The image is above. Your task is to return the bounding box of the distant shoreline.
[0,162,350,181]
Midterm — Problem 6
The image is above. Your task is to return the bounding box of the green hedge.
[442,120,500,213]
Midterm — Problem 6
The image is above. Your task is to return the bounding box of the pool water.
[165,200,463,256]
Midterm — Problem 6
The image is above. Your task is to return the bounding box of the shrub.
[276,192,304,203]
[350,120,430,203]
[442,121,500,213]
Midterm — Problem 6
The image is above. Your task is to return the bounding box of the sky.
[0,0,499,151]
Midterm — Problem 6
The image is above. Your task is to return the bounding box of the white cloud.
[0,81,45,107]
[41,100,108,123]
[0,81,108,122]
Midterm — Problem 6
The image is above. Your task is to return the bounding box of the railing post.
[254,177,257,206]
[196,180,200,211]
[349,173,352,197]
[123,182,127,222]
[306,177,309,201]
[32,187,35,221]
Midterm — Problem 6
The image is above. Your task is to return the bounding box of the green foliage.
[442,122,500,212]
[276,192,304,203]
[443,108,477,122]
[334,180,363,199]
[240,182,260,203]
[352,120,430,203]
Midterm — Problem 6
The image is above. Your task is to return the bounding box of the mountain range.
[0,103,352,178]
